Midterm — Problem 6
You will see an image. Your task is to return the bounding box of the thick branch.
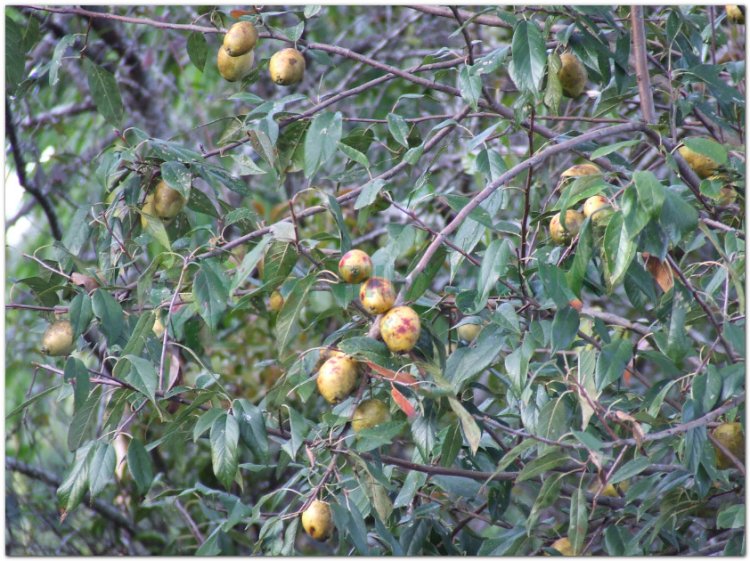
[630,6,656,124]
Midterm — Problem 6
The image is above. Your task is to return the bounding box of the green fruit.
[223,21,257,56]
[153,180,186,219]
[558,52,587,98]
[41,320,75,356]
[301,500,333,541]
[457,319,482,342]
[352,399,390,432]
[712,422,744,469]
[269,48,305,85]
[217,47,255,82]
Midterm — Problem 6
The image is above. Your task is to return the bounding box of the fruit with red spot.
[41,320,75,356]
[351,399,390,432]
[338,249,372,283]
[549,210,584,245]
[301,500,333,541]
[381,306,421,353]
[359,277,396,314]
[316,354,358,403]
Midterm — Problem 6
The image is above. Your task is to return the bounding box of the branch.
[6,457,137,534]
[5,97,63,240]
[630,6,656,124]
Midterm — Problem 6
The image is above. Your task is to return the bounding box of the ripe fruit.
[153,180,186,219]
[223,21,258,56]
[549,210,585,245]
[152,315,165,338]
[338,249,372,284]
[558,52,587,98]
[217,47,255,82]
[726,5,745,23]
[550,537,574,556]
[41,320,75,356]
[589,479,629,498]
[678,144,719,179]
[269,290,284,312]
[380,306,421,353]
[712,422,745,469]
[269,48,305,86]
[316,354,358,403]
[561,163,601,179]
[359,278,396,315]
[352,399,390,432]
[457,318,482,342]
[582,195,612,225]
[301,500,333,541]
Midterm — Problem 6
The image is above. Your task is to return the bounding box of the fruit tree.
[4,5,746,556]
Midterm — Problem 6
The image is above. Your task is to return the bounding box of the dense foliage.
[5,5,745,556]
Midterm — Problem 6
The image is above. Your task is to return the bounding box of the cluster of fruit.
[547,163,612,245]
[217,20,305,85]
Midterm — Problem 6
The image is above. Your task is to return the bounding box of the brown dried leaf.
[391,385,416,418]
[70,272,99,293]
[642,252,674,293]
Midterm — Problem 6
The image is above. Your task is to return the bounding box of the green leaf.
[354,178,386,210]
[527,472,566,533]
[233,398,269,461]
[88,441,115,498]
[262,241,297,289]
[91,288,125,344]
[122,354,158,404]
[304,111,342,178]
[568,488,588,554]
[5,16,25,94]
[595,338,632,391]
[517,450,569,482]
[551,306,580,352]
[127,438,154,494]
[446,324,505,391]
[57,442,93,517]
[193,259,229,332]
[68,291,93,338]
[83,57,123,126]
[508,19,546,95]
[610,457,650,484]
[186,32,208,72]
[566,218,593,295]
[276,275,316,355]
[406,244,447,302]
[121,312,155,357]
[544,52,562,113]
[160,161,192,198]
[49,34,76,87]
[590,139,641,160]
[472,238,510,313]
[67,386,100,452]
[387,113,410,148]
[682,137,728,167]
[447,397,482,455]
[717,504,745,529]
[659,189,699,245]
[6,385,59,420]
[457,65,482,110]
[230,236,271,295]
[337,141,369,169]
[621,187,649,239]
[603,213,637,289]
[633,171,665,218]
[194,408,224,442]
[211,413,240,490]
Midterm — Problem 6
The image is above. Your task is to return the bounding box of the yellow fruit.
[560,163,601,179]
[338,249,372,284]
[727,5,745,23]
[359,277,396,315]
[140,193,156,228]
[301,500,333,541]
[457,319,482,342]
[717,186,738,207]
[550,537,575,556]
[269,290,284,312]
[316,355,358,403]
[152,315,165,338]
[41,320,75,356]
[352,399,390,432]
[678,144,719,179]
[582,195,612,225]
[558,52,587,98]
[549,210,585,245]
[269,48,305,86]
[223,21,258,56]
[380,306,421,353]
[712,422,745,469]
[153,180,186,219]
[589,479,630,497]
[217,47,255,82]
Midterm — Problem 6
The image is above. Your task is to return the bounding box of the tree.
[5,5,745,556]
